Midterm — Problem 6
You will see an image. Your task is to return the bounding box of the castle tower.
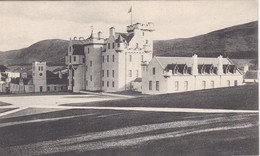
[32,61,47,92]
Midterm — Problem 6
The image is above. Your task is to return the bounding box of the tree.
[0,65,7,72]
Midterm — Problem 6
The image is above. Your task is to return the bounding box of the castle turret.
[32,61,47,92]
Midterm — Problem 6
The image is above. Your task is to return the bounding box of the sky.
[0,1,258,51]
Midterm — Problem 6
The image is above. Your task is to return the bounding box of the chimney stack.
[59,70,62,79]
[244,64,249,73]
[217,55,223,75]
[98,31,102,39]
[109,27,115,37]
[192,54,198,75]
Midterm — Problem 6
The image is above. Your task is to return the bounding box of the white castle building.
[142,55,243,94]
[66,22,155,92]
[66,22,243,94]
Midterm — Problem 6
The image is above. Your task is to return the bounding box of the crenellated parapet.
[127,22,155,32]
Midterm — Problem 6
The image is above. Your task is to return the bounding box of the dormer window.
[174,66,178,75]
[233,66,237,74]
[209,66,214,74]
[118,43,120,48]
[226,66,230,74]
[201,65,206,74]
[183,65,188,74]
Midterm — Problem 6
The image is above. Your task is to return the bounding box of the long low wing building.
[141,54,243,95]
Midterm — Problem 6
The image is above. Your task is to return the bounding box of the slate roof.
[155,56,231,69]
[115,32,134,44]
[165,64,191,74]
[47,78,67,85]
[10,78,32,85]
[244,71,258,79]
[134,78,142,82]
[72,45,85,55]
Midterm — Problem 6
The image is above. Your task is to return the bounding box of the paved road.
[0,93,258,118]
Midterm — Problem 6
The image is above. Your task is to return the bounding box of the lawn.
[0,109,258,155]
[64,84,258,110]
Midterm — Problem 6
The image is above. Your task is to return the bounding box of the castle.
[66,22,155,92]
[66,22,243,94]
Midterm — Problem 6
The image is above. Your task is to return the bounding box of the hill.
[0,39,69,66]
[154,21,258,59]
[0,21,257,67]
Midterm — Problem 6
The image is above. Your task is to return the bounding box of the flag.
[128,6,132,13]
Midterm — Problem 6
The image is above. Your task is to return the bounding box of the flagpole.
[131,6,132,25]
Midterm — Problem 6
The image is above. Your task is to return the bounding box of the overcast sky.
[0,1,257,51]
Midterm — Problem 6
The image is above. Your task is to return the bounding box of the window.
[202,81,206,89]
[112,81,115,87]
[102,81,104,87]
[141,55,144,62]
[153,67,156,75]
[69,46,71,52]
[74,56,76,62]
[136,70,139,77]
[146,40,148,44]
[112,42,115,49]
[54,86,56,91]
[107,81,109,87]
[41,66,43,71]
[210,81,214,88]
[143,66,146,71]
[112,70,115,77]
[149,81,152,90]
[102,70,104,77]
[175,81,179,91]
[108,43,110,49]
[234,80,238,86]
[86,80,88,86]
[184,81,188,90]
[156,81,159,91]
[38,66,40,71]
[118,43,120,47]
[142,32,145,36]
[227,80,230,87]
[107,70,109,77]
[136,43,139,48]
[39,73,42,76]
[90,75,92,81]
[83,58,85,63]
[102,56,104,63]
[47,87,50,91]
[129,70,132,77]
[70,56,71,63]
[90,61,92,67]
[129,55,132,62]
[112,55,115,62]
[61,86,63,90]
[86,65,88,71]
[107,55,109,62]
[88,48,90,54]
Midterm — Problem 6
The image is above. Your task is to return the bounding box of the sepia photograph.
[0,0,258,155]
